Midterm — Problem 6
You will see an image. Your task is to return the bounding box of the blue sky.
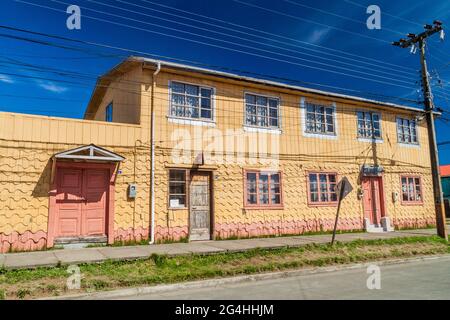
[0,0,449,162]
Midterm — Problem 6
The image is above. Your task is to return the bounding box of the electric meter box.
[128,184,137,199]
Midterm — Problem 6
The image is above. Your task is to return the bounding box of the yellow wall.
[141,68,435,240]
[0,112,150,252]
[0,63,437,251]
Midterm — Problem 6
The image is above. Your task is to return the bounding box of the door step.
[54,236,107,249]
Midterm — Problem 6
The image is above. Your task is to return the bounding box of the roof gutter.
[149,61,161,245]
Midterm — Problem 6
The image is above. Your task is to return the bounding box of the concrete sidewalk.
[0,228,439,270]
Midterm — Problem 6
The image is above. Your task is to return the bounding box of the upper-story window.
[105,103,113,122]
[245,93,280,128]
[305,102,335,134]
[397,117,418,144]
[357,111,381,139]
[170,81,213,121]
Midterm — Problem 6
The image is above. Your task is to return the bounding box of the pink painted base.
[392,217,436,229]
[0,230,47,253]
[114,227,149,242]
[155,225,189,243]
[214,218,364,239]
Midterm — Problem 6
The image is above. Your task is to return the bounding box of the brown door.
[189,172,211,241]
[362,177,384,226]
[55,168,108,238]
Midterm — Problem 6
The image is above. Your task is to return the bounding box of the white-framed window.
[170,81,213,121]
[245,93,280,129]
[397,117,418,144]
[357,111,381,139]
[305,102,335,134]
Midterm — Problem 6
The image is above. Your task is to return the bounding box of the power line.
[43,0,416,86]
[233,0,393,44]
[0,23,425,101]
[111,0,416,77]
[133,0,415,72]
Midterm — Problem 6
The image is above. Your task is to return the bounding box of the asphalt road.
[119,256,450,300]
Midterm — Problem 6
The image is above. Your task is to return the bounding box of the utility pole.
[393,21,448,240]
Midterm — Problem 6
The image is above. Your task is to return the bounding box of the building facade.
[0,57,437,252]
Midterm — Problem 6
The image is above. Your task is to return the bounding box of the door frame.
[188,170,214,241]
[361,175,386,225]
[48,161,117,247]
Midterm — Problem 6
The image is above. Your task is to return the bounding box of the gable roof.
[54,144,125,162]
[85,56,434,119]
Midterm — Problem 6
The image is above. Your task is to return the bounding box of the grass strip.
[0,235,448,300]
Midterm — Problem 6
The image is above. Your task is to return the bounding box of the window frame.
[105,102,113,122]
[168,169,189,209]
[244,92,281,130]
[356,110,382,140]
[400,175,423,205]
[168,80,215,123]
[396,117,419,145]
[306,171,339,207]
[243,169,284,209]
[304,101,336,136]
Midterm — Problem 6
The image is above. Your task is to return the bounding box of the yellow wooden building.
[0,57,437,252]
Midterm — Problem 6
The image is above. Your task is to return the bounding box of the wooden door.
[55,169,83,237]
[82,169,108,236]
[55,168,108,238]
[189,172,211,241]
[362,177,383,225]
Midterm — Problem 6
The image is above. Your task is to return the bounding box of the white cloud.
[0,74,14,84]
[37,81,68,93]
[306,28,332,45]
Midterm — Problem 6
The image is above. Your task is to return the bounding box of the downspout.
[149,62,161,244]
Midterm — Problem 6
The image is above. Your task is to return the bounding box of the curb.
[41,253,450,300]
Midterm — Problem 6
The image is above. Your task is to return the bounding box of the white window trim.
[243,91,282,131]
[243,125,282,135]
[398,142,420,149]
[168,80,216,124]
[167,116,216,127]
[396,116,420,146]
[356,109,383,141]
[300,97,339,140]
[357,137,384,144]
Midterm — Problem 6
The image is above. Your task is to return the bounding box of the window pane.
[271,194,281,204]
[247,194,257,204]
[170,170,185,182]
[185,84,198,96]
[200,88,211,98]
[246,94,255,104]
[201,109,211,119]
[201,97,211,109]
[171,82,184,93]
[169,195,185,207]
[247,173,257,193]
[259,174,269,193]
[256,96,267,106]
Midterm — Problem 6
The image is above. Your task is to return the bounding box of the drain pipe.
[149,61,161,244]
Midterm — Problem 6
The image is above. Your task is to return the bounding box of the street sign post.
[331,177,353,246]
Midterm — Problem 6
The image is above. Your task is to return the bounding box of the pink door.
[362,177,384,225]
[55,168,108,238]
[82,169,108,236]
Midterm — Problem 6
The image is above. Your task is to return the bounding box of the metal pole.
[331,184,346,246]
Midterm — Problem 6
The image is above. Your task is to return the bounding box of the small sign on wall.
[170,199,180,208]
